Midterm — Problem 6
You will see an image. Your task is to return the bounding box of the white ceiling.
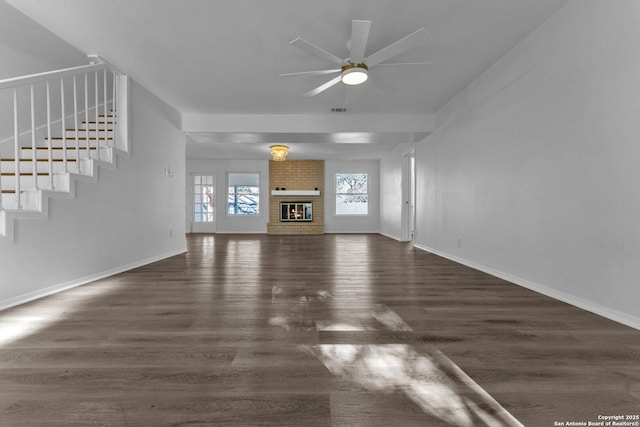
[6,0,571,159]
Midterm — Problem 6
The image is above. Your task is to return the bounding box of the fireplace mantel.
[271,190,320,196]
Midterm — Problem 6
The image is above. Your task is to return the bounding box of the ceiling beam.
[181,113,435,134]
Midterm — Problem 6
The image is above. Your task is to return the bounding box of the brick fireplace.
[267,160,324,235]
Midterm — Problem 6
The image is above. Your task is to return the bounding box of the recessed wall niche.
[267,160,324,235]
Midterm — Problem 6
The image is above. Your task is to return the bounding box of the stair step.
[83,121,116,124]
[66,128,113,132]
[1,158,77,162]
[1,174,59,190]
[23,147,98,150]
[45,137,112,141]
[1,172,49,176]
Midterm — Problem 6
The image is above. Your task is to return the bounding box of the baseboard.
[379,231,398,240]
[377,231,411,243]
[414,243,640,330]
[0,247,187,312]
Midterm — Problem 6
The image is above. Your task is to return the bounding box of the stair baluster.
[13,88,21,209]
[30,84,38,190]
[0,57,127,241]
[60,78,68,173]
[46,80,54,190]
[73,75,80,174]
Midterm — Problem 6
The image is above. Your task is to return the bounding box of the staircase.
[0,56,128,243]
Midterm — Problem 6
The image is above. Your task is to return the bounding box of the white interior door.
[401,152,416,242]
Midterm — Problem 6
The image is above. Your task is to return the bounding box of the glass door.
[191,174,216,233]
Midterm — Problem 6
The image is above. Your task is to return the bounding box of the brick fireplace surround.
[267,160,324,235]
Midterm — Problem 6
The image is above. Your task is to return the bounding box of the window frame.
[226,172,261,216]
[335,172,369,216]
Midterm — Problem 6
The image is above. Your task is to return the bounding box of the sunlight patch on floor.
[268,289,523,426]
[308,343,523,427]
[0,280,120,347]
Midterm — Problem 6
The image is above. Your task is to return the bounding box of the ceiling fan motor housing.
[341,63,369,85]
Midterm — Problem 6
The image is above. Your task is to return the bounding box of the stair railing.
[0,56,127,211]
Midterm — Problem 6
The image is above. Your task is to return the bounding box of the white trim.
[379,231,402,241]
[414,243,640,331]
[271,190,319,196]
[0,63,104,90]
[226,171,261,216]
[0,248,186,312]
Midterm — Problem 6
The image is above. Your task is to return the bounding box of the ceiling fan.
[281,20,432,97]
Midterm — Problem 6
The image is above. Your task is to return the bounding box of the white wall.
[0,79,186,308]
[415,0,640,328]
[0,1,88,146]
[185,159,269,233]
[324,160,380,233]
[0,3,185,308]
[185,158,380,234]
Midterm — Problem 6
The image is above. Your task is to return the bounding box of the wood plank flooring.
[0,234,638,426]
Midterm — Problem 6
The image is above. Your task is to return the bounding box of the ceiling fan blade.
[303,75,342,97]
[364,28,430,67]
[375,61,433,67]
[279,69,341,77]
[290,38,346,66]
[349,20,371,64]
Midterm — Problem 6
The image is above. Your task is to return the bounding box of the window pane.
[336,194,368,215]
[228,173,259,186]
[236,194,258,215]
[336,173,368,215]
[194,176,201,184]
[227,174,260,215]
[336,173,367,194]
[228,194,235,214]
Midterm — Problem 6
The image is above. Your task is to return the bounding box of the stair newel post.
[103,68,108,148]
[60,78,68,173]
[30,84,38,190]
[84,72,91,159]
[46,80,54,190]
[73,75,80,174]
[94,71,99,153]
[13,88,22,210]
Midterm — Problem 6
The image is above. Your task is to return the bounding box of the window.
[336,173,368,215]
[194,175,214,222]
[228,173,260,215]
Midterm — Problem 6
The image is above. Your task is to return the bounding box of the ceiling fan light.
[270,145,289,161]
[341,64,368,85]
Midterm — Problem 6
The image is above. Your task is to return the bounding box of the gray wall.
[0,4,185,307]
[414,0,640,328]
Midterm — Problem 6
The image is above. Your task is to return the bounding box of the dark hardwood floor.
[0,234,638,426]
